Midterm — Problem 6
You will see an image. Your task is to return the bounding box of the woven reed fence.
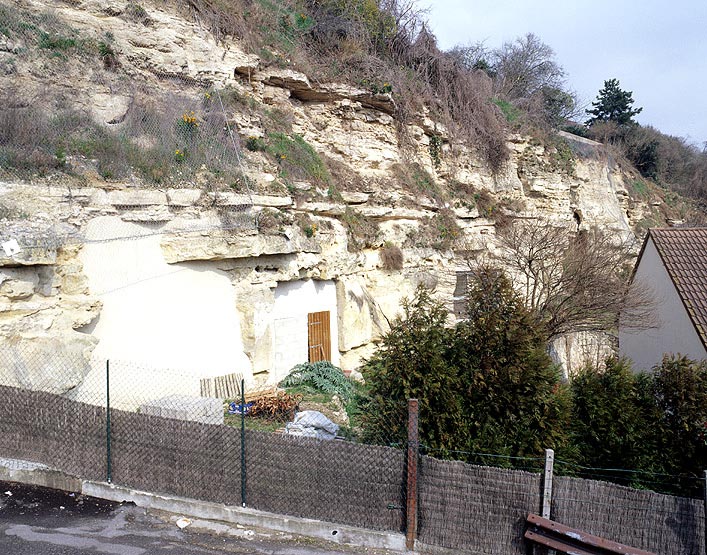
[0,384,405,531]
[554,476,705,555]
[417,456,542,554]
[246,430,405,532]
[110,408,243,506]
[0,382,704,554]
[0,385,105,482]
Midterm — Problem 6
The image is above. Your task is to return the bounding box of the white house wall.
[620,237,707,371]
[268,279,340,383]
[76,216,252,405]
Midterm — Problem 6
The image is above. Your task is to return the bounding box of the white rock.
[341,192,369,204]
[167,189,202,207]
[108,190,168,206]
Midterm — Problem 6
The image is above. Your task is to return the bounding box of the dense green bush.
[570,355,707,496]
[359,273,707,495]
[452,270,572,463]
[360,288,463,450]
[361,269,571,466]
[570,357,660,487]
[651,355,707,495]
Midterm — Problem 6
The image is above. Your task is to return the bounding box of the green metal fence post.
[703,470,706,555]
[240,378,246,507]
[406,398,419,551]
[106,359,112,483]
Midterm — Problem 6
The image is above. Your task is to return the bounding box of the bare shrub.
[491,33,565,101]
[495,220,657,340]
[391,161,441,200]
[323,155,367,192]
[379,243,403,270]
[256,208,288,234]
[390,28,509,172]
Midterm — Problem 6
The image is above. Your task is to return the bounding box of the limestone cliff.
[0,0,690,391]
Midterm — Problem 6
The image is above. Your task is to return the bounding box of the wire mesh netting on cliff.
[0,2,250,188]
[0,1,265,254]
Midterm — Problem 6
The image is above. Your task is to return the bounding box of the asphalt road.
[0,481,393,555]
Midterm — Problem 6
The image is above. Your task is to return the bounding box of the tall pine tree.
[586,78,642,126]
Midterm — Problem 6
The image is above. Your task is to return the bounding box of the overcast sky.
[424,0,707,146]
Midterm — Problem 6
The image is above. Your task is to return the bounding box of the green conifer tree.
[586,78,642,126]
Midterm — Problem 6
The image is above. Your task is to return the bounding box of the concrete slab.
[0,458,82,493]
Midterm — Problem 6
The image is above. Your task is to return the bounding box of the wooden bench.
[524,513,655,555]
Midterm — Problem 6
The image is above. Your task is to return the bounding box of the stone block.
[167,189,202,207]
[140,395,223,425]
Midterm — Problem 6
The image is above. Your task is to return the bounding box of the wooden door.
[307,311,331,362]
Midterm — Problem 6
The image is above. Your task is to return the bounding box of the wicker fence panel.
[417,455,542,554]
[110,409,241,506]
[553,476,705,555]
[245,430,405,532]
[0,385,105,481]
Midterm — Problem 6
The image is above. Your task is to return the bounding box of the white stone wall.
[78,216,252,390]
[266,279,340,383]
[619,237,707,371]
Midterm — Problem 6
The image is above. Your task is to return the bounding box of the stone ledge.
[108,190,168,206]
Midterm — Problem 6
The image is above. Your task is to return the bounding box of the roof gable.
[649,228,707,350]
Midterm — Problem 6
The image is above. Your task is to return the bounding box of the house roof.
[649,228,707,349]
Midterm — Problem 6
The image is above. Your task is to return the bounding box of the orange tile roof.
[650,228,707,349]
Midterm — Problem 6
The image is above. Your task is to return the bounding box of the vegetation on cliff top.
[0,0,705,221]
[577,78,707,206]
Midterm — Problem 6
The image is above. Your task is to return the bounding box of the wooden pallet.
[199,372,243,399]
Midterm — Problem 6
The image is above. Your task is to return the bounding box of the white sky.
[424,0,707,146]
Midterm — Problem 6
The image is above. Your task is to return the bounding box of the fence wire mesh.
[1,345,706,554]
[0,343,408,531]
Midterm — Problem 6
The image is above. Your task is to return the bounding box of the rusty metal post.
[542,448,554,519]
[406,399,419,551]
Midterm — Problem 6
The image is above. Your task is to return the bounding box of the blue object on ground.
[228,402,253,415]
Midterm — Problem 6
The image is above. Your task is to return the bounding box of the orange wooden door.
[307,311,331,362]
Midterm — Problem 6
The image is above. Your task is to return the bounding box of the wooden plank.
[524,530,596,555]
[526,514,655,555]
[200,372,243,399]
[322,310,331,360]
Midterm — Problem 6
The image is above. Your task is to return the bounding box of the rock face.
[0,0,663,391]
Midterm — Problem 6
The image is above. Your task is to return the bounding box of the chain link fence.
[0,342,705,554]
[0,343,408,532]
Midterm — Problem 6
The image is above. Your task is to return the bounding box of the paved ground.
[0,481,396,555]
